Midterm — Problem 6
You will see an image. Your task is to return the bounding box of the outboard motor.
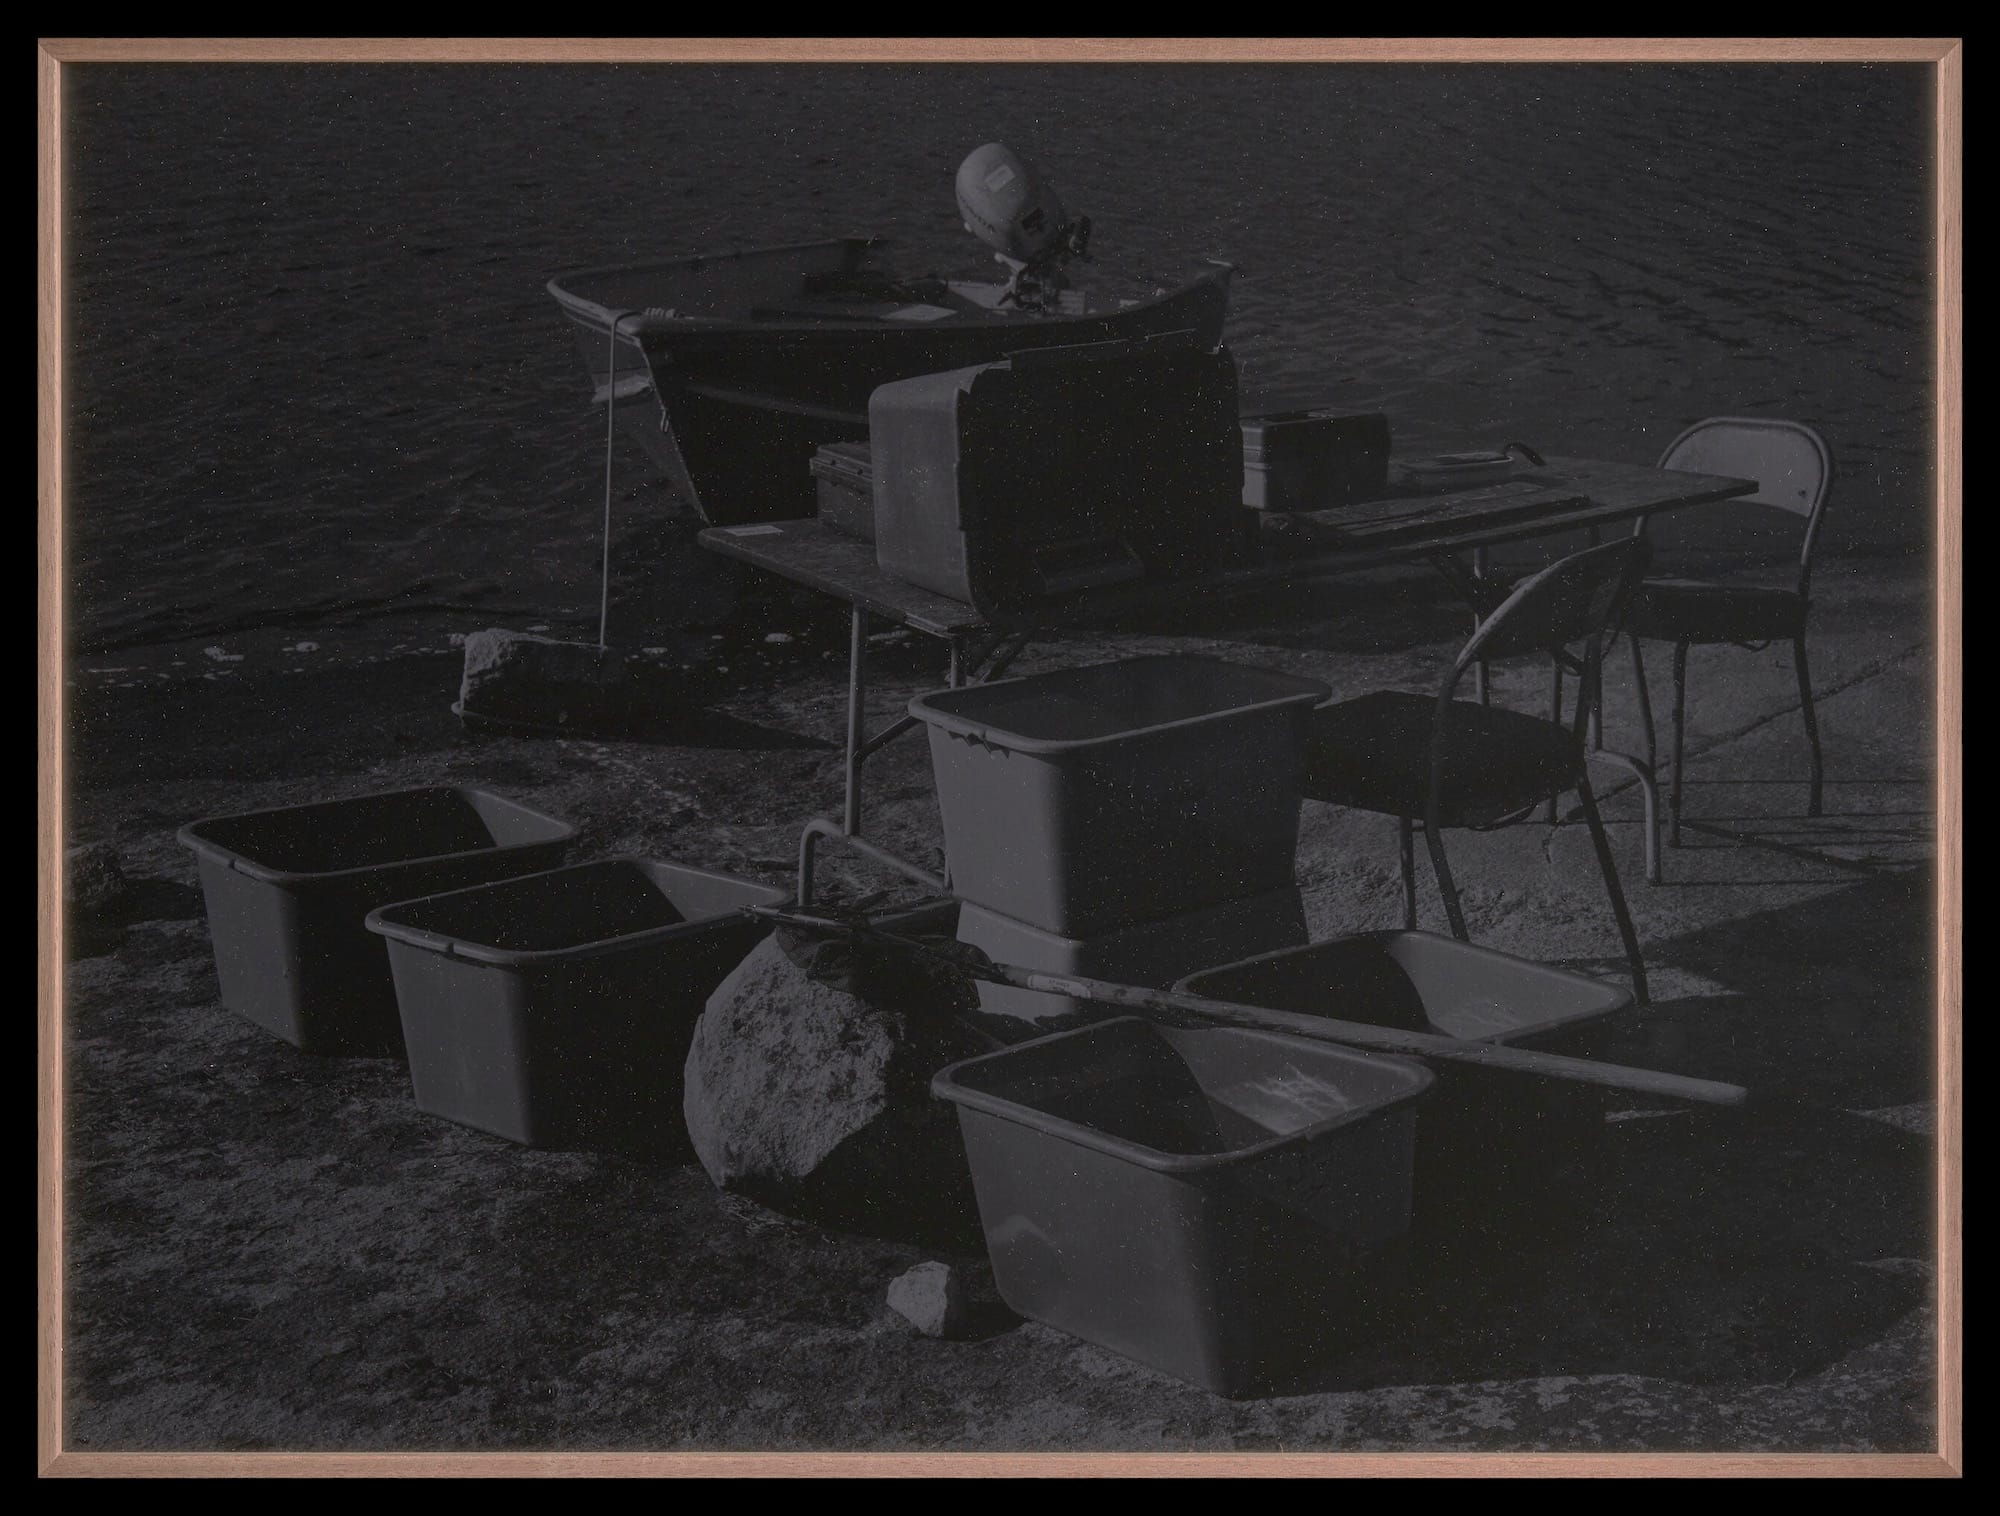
[954,143,1091,310]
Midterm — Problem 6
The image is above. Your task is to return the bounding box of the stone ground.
[59,550,1939,1454]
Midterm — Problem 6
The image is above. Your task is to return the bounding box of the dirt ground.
[60,552,1939,1455]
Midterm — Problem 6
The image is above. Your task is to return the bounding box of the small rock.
[763,632,794,645]
[887,1262,968,1339]
[65,842,127,916]
[457,628,712,729]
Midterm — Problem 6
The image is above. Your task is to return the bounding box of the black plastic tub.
[1178,932,1632,1246]
[178,787,576,1056]
[933,1016,1432,1398]
[366,858,787,1149]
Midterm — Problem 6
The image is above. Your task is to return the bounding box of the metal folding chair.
[1300,537,1654,1003]
[1627,417,1835,847]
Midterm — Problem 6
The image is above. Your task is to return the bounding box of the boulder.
[457,629,711,731]
[886,1261,969,1339]
[683,928,992,1238]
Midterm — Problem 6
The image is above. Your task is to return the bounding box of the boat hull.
[549,239,1233,525]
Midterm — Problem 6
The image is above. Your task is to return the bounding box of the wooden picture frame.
[37,36,1962,1478]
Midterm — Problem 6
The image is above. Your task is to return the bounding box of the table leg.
[800,618,1034,907]
[844,606,866,836]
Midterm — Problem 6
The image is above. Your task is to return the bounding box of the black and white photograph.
[40,38,1962,1476]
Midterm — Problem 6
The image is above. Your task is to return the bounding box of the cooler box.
[178,787,576,1056]
[933,1016,1433,1397]
[869,336,1243,616]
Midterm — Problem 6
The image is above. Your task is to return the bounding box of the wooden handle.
[1001,966,1748,1109]
[746,906,1750,1110]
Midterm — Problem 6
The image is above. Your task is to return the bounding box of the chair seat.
[1301,690,1584,826]
[1628,577,1807,644]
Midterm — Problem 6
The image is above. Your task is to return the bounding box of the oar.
[750,904,1750,1110]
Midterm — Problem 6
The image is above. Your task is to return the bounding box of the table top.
[698,456,1755,640]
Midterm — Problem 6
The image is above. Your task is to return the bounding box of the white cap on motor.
[955,143,1069,265]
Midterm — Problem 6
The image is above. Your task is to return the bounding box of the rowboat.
[547,237,1234,526]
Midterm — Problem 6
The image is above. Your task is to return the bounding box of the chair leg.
[1630,635,1656,775]
[1576,773,1649,1007]
[1794,634,1825,818]
[1546,659,1564,824]
[1669,640,1690,847]
[1473,549,1491,707]
[1421,822,1471,941]
[1398,816,1418,930]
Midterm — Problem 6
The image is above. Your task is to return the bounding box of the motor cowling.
[955,143,1073,267]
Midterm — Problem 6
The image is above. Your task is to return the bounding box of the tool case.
[1240,409,1392,512]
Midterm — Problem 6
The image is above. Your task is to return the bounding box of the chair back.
[1423,538,1649,816]
[1456,536,1650,673]
[1655,416,1835,577]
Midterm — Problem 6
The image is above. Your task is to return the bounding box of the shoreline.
[60,548,1939,1452]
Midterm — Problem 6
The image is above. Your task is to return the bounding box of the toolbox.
[1240,409,1392,512]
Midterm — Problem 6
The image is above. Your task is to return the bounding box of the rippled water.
[65,63,1932,655]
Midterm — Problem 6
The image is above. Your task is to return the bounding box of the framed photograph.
[38,37,1961,1478]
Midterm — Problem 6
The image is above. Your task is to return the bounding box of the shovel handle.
[745,905,1750,1110]
[1004,968,1748,1109]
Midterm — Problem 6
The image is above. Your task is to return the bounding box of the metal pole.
[601,313,635,653]
[844,606,866,836]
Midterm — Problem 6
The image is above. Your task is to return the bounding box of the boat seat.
[749,300,914,322]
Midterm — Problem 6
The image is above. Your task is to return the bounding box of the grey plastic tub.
[1177,932,1633,1242]
[934,1016,1432,1398]
[366,858,788,1148]
[179,786,576,1056]
[955,887,1307,1025]
[910,656,1329,937]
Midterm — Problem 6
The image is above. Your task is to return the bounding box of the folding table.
[699,456,1756,902]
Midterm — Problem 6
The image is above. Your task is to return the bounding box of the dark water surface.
[65,64,1932,657]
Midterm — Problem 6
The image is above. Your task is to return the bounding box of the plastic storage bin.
[1240,410,1391,512]
[179,787,575,1056]
[955,887,1307,1025]
[933,1016,1433,1397]
[809,440,876,541]
[365,858,786,1148]
[1177,932,1632,1235]
[910,655,1329,937]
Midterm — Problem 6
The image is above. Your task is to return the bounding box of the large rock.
[683,929,992,1238]
[457,629,710,731]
